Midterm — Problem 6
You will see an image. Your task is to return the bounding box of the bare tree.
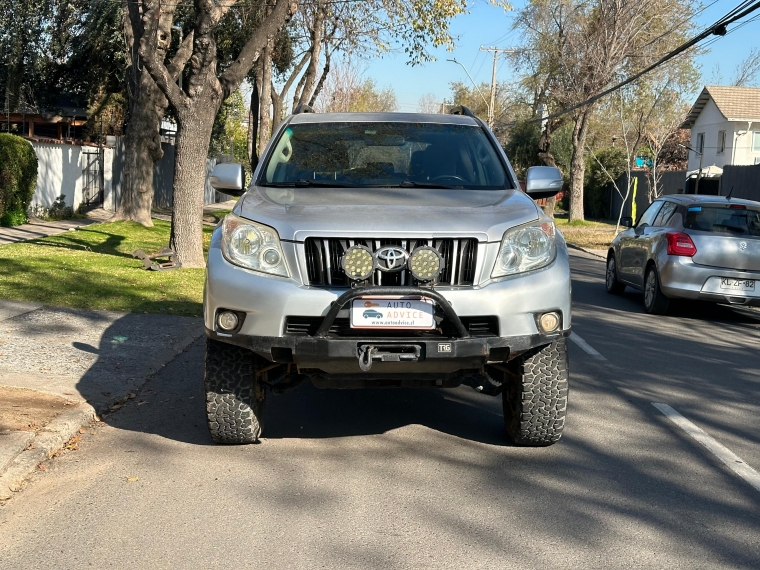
[418,92,442,113]
[731,47,760,87]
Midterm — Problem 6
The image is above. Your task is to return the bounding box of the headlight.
[221,213,289,277]
[492,219,556,278]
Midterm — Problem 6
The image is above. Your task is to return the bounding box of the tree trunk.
[170,106,217,268]
[271,82,283,132]
[537,121,559,218]
[257,44,273,157]
[247,82,258,166]
[115,68,165,226]
[568,109,591,222]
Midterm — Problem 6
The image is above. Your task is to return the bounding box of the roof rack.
[293,103,315,115]
[448,105,476,118]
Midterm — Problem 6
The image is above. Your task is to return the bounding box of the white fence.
[29,138,226,213]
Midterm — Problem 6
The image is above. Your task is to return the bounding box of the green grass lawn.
[554,216,619,251]
[0,220,214,317]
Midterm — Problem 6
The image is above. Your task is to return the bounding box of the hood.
[234,185,540,242]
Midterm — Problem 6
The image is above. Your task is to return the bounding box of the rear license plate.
[350,297,435,329]
[720,278,755,291]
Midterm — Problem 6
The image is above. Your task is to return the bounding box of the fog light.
[217,311,239,331]
[341,245,374,281]
[539,312,560,333]
[409,247,443,282]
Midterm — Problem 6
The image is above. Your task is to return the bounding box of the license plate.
[350,297,435,329]
[720,278,755,291]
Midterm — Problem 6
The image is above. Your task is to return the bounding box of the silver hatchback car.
[204,107,571,446]
[607,195,760,314]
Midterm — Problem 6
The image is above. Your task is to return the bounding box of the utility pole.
[479,47,517,130]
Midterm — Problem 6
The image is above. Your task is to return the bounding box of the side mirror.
[209,162,245,196]
[620,217,633,228]
[525,166,564,199]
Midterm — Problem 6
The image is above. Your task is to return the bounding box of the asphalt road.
[1,250,759,569]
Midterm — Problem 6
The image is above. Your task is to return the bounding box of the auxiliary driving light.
[409,247,443,282]
[538,311,560,333]
[217,310,239,332]
[341,245,375,281]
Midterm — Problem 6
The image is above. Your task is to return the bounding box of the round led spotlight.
[341,245,375,281]
[409,247,443,282]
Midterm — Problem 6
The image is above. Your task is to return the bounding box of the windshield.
[684,205,760,237]
[260,121,510,189]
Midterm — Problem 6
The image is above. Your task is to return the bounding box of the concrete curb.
[566,242,606,260]
[0,403,97,500]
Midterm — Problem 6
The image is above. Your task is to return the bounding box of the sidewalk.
[0,201,235,246]
[0,300,202,499]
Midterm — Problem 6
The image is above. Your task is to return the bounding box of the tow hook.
[357,344,423,371]
[357,345,377,371]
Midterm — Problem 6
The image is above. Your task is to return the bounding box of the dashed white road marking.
[569,332,607,361]
[652,403,760,493]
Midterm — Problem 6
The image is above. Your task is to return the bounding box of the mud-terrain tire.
[606,255,626,294]
[502,339,569,446]
[205,338,266,444]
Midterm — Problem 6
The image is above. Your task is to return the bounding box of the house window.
[754,132,760,152]
[717,130,726,154]
[696,132,705,155]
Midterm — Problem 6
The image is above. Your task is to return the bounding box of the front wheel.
[643,265,669,315]
[205,338,267,444]
[502,339,569,446]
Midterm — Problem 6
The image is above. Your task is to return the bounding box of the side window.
[653,201,678,227]
[636,201,663,228]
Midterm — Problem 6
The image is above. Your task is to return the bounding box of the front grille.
[284,316,498,337]
[304,238,478,287]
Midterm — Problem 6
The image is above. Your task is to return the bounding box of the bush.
[0,134,38,227]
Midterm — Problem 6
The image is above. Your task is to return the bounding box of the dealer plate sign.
[350,297,435,329]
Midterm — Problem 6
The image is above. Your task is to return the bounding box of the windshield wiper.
[397,180,456,189]
[263,180,352,188]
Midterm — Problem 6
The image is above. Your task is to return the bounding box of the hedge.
[0,134,38,227]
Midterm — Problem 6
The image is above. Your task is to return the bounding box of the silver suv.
[204,107,571,446]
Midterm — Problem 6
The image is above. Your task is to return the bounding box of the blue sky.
[361,0,760,113]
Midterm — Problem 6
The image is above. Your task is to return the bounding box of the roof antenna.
[726,186,734,200]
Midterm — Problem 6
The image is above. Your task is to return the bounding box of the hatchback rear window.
[684,205,760,236]
[260,122,510,189]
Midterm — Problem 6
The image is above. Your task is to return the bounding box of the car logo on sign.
[376,246,408,272]
[740,241,747,251]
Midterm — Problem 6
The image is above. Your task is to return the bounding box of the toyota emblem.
[740,241,748,251]
[375,246,409,272]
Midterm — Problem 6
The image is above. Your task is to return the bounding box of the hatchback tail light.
[666,232,697,256]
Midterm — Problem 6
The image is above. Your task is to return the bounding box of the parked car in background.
[606,195,760,314]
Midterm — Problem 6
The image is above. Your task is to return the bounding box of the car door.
[618,201,663,285]
[644,200,679,269]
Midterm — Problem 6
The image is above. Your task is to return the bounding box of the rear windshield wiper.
[397,180,456,189]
